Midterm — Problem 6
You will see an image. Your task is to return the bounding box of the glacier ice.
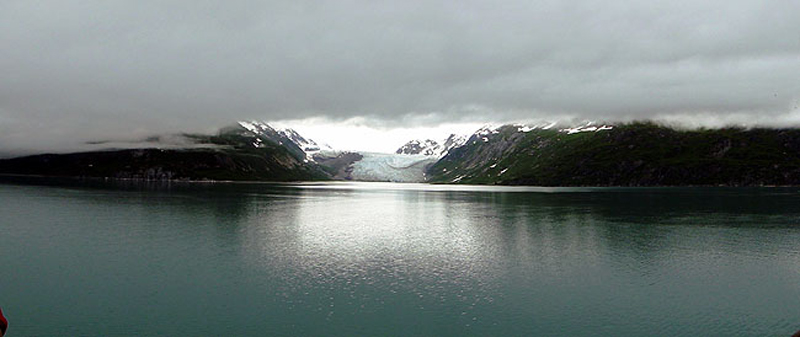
[351,153,437,183]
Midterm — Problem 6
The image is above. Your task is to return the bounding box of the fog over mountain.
[1,0,799,155]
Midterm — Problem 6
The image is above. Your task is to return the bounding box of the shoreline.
[2,173,800,189]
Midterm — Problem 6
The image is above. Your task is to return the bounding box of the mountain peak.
[238,120,277,135]
[278,127,334,156]
[234,121,334,161]
[396,134,468,157]
[396,139,442,156]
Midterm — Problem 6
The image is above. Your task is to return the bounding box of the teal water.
[1,177,799,336]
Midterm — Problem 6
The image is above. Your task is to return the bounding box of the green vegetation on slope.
[427,122,800,186]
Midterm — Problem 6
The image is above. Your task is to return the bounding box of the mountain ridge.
[5,121,800,186]
[395,134,468,157]
[426,121,800,186]
[0,121,340,182]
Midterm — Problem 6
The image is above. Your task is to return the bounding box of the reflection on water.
[1,177,800,336]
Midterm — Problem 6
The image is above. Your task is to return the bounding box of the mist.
[1,0,799,155]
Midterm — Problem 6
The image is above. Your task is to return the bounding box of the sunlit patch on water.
[2,178,800,336]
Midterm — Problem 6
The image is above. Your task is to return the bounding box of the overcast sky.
[1,0,799,154]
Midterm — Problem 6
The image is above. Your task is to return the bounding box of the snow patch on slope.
[239,120,276,135]
[396,139,443,156]
[279,128,334,159]
[237,120,335,161]
[396,134,468,158]
[475,125,501,136]
[559,122,614,134]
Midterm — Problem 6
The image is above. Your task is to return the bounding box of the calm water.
[1,177,799,336]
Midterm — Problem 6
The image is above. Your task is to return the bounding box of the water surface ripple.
[1,178,799,336]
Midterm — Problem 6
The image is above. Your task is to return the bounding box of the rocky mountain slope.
[278,128,334,159]
[396,139,442,156]
[395,134,468,157]
[0,121,337,181]
[426,122,800,186]
[6,120,800,186]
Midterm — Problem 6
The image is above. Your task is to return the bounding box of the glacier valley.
[350,153,437,182]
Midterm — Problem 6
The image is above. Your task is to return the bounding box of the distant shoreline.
[3,173,800,189]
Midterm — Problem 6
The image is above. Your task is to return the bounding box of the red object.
[0,307,7,335]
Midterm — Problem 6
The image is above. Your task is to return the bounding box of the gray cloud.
[1,0,799,154]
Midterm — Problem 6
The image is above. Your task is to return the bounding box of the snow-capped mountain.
[237,121,333,161]
[10,119,800,186]
[396,139,443,156]
[466,121,614,138]
[471,122,559,137]
[395,134,468,157]
[278,128,334,156]
[439,134,468,157]
[238,121,283,144]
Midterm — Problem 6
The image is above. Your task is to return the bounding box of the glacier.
[350,153,437,183]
